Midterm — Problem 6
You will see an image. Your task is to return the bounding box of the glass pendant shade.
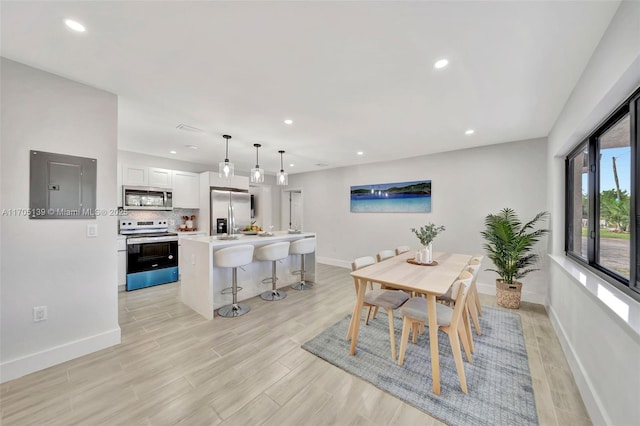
[277,170,288,186]
[250,143,264,183]
[219,160,234,179]
[276,150,288,186]
[219,135,234,179]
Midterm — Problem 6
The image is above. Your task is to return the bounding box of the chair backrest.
[465,261,481,277]
[395,245,411,255]
[376,250,395,262]
[289,237,316,255]
[213,244,255,268]
[449,271,473,328]
[255,241,290,261]
[466,259,481,285]
[351,256,376,295]
[352,256,376,272]
[449,269,473,305]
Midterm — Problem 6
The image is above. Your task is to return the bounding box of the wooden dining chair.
[438,258,483,337]
[376,249,396,262]
[395,245,411,255]
[470,255,484,317]
[397,271,474,394]
[348,256,410,360]
[373,249,403,318]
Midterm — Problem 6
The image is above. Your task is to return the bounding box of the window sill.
[549,254,640,340]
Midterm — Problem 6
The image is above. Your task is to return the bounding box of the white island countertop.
[180,231,316,319]
[185,230,315,247]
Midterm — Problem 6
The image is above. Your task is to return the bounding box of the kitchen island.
[180,231,316,319]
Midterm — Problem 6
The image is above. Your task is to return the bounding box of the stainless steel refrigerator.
[210,188,251,235]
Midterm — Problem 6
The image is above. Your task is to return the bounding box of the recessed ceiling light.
[289,163,295,167]
[64,19,86,32]
[185,144,199,150]
[284,119,293,125]
[465,129,475,135]
[170,150,177,154]
[434,59,449,69]
[357,151,364,156]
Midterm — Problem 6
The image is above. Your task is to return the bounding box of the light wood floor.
[1,264,591,425]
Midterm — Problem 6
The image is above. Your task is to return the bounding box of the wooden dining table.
[348,251,472,395]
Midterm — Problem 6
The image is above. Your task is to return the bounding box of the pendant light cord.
[223,135,231,162]
[254,143,261,168]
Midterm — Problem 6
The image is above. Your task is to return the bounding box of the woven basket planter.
[496,279,522,309]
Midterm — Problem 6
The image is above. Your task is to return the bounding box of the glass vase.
[422,243,433,264]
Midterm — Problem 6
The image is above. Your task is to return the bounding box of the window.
[566,88,639,297]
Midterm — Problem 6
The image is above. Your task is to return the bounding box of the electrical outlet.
[33,306,47,322]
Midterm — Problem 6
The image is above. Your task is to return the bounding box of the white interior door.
[281,189,303,230]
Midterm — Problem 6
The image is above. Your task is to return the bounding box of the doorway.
[281,189,303,230]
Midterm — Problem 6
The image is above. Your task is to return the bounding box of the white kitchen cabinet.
[122,164,148,186]
[117,236,127,290]
[148,167,172,188]
[172,171,200,208]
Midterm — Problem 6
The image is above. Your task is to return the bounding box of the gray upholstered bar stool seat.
[290,237,316,290]
[215,244,255,318]
[255,241,290,301]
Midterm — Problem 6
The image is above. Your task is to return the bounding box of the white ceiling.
[1,1,620,175]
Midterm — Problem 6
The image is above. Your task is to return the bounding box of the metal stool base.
[292,281,314,290]
[218,303,250,318]
[260,290,287,301]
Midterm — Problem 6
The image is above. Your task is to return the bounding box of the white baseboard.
[476,281,546,305]
[0,327,121,383]
[547,305,608,425]
[317,256,351,269]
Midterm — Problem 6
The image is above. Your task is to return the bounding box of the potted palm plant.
[480,208,549,309]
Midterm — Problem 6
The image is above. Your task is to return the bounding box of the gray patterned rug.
[302,307,538,426]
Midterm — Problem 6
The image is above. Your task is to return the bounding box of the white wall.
[546,1,640,424]
[289,137,549,303]
[0,58,120,382]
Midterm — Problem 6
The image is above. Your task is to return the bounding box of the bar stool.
[255,241,290,301]
[215,245,255,318]
[290,237,316,290]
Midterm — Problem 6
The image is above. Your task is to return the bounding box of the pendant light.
[250,143,264,183]
[276,150,288,186]
[219,134,234,179]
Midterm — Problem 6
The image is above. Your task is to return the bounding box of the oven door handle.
[127,236,179,245]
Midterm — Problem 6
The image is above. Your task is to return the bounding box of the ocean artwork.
[350,180,431,213]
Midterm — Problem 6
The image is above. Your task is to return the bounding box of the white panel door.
[281,190,303,230]
[290,191,303,230]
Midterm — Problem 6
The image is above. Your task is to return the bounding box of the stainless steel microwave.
[123,186,173,210]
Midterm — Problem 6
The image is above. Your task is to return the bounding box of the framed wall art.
[350,180,431,213]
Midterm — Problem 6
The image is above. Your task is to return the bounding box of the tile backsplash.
[119,208,200,232]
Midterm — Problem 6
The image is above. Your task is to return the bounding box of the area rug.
[302,307,538,426]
